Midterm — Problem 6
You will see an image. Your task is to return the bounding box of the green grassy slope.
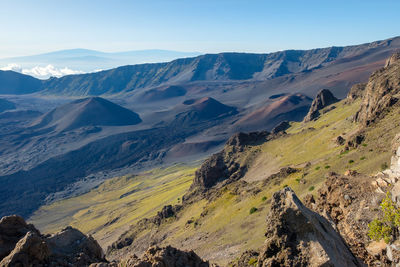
[30,97,400,265]
[29,164,196,247]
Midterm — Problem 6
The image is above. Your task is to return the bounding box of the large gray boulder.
[257,187,360,267]
[0,215,106,267]
[0,231,49,266]
[0,215,40,261]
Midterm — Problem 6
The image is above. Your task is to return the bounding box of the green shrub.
[261,196,267,201]
[324,165,330,169]
[381,162,389,171]
[368,192,400,243]
[362,143,368,147]
[249,207,258,214]
[308,186,315,191]
[315,166,320,170]
[360,156,366,160]
[348,159,354,164]
[248,258,258,266]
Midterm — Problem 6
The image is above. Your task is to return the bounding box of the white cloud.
[0,63,84,79]
[0,63,23,73]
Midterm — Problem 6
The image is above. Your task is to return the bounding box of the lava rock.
[257,187,360,266]
[303,89,339,122]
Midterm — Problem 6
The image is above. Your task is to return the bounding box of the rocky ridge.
[355,52,400,125]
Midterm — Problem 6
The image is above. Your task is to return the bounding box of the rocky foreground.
[0,186,362,267]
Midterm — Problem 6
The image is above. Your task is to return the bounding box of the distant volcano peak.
[31,97,142,131]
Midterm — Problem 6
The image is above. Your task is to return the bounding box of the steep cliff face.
[355,53,400,125]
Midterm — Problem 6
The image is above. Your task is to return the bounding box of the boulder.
[0,215,107,266]
[257,187,360,267]
[0,231,50,267]
[0,215,40,261]
[303,89,339,122]
[46,226,104,265]
[152,205,182,225]
[191,152,229,190]
[386,241,400,265]
[383,133,400,205]
[125,245,210,267]
[336,135,345,145]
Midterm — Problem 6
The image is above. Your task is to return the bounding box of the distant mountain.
[1,37,400,97]
[31,97,142,132]
[0,49,201,78]
[38,36,400,97]
[0,70,42,94]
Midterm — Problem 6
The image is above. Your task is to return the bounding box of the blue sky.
[1,0,399,58]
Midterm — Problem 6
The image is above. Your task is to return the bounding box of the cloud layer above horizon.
[0,63,84,79]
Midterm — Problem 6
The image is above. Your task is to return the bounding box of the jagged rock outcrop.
[0,231,50,266]
[229,250,259,267]
[97,246,213,267]
[152,205,182,226]
[0,215,106,267]
[189,131,270,192]
[257,187,360,267]
[305,172,386,265]
[385,53,400,68]
[0,215,40,261]
[355,53,400,125]
[225,131,270,149]
[124,246,211,267]
[346,83,367,103]
[303,89,339,122]
[271,121,290,135]
[46,226,104,266]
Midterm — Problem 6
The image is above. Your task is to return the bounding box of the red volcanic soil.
[234,94,312,131]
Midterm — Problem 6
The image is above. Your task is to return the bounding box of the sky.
[1,0,400,58]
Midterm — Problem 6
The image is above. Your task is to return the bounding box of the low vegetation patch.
[381,162,389,171]
[368,193,400,243]
[249,207,258,214]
